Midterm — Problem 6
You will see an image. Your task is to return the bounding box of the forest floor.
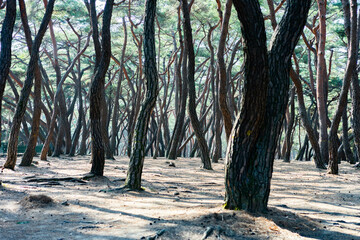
[0,155,360,240]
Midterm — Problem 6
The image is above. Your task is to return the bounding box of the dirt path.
[1,156,359,239]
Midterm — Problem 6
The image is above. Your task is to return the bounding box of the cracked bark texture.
[89,0,114,176]
[125,0,158,189]
[225,0,311,212]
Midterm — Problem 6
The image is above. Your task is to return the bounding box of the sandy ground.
[0,155,360,240]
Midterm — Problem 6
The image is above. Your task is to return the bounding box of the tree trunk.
[124,0,158,189]
[225,0,311,212]
[4,0,55,170]
[110,18,127,156]
[344,0,360,164]
[181,0,212,170]
[19,0,43,166]
[316,0,329,165]
[0,0,16,146]
[217,0,233,140]
[283,87,295,162]
[342,106,355,163]
[167,19,188,160]
[328,0,358,174]
[290,69,326,168]
[89,0,114,176]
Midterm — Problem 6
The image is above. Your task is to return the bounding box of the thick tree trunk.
[224,0,269,212]
[89,0,114,176]
[4,0,55,170]
[124,0,158,189]
[0,0,16,146]
[181,0,212,170]
[225,0,311,212]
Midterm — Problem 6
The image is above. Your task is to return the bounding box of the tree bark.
[217,0,233,141]
[181,0,212,170]
[225,0,311,212]
[19,0,43,166]
[290,69,326,168]
[342,107,355,163]
[89,0,114,176]
[4,0,55,170]
[0,0,16,147]
[328,0,358,174]
[316,0,329,165]
[125,0,158,189]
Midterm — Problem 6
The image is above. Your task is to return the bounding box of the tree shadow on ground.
[145,207,360,240]
[264,207,360,240]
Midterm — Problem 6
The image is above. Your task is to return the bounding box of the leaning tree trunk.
[181,0,212,170]
[124,0,158,190]
[224,0,269,212]
[4,0,55,170]
[89,0,114,176]
[290,69,326,168]
[0,0,16,146]
[19,0,43,166]
[225,0,311,212]
[343,0,360,164]
[328,0,358,174]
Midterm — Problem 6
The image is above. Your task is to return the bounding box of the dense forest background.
[0,0,359,207]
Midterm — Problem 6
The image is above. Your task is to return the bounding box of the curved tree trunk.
[181,0,212,170]
[89,0,114,176]
[225,0,311,212]
[0,0,16,146]
[224,0,269,212]
[328,0,358,174]
[290,69,326,168]
[19,0,43,166]
[4,0,55,170]
[217,0,233,141]
[344,0,360,164]
[124,0,158,189]
[208,24,221,163]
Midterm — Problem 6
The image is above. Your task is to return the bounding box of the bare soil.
[0,156,360,240]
